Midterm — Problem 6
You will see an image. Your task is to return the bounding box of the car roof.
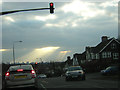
[107,66,118,68]
[9,65,33,71]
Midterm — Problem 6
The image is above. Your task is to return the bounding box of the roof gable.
[90,38,112,53]
[99,38,120,53]
[88,38,120,53]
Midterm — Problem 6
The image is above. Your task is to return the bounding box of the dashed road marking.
[40,84,47,90]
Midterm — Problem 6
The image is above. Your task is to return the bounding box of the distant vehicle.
[65,66,86,81]
[38,74,47,78]
[101,66,119,76]
[4,64,37,88]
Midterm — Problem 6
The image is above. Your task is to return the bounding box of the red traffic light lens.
[50,3,53,6]
[49,2,54,13]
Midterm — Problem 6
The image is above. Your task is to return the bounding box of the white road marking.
[40,84,47,90]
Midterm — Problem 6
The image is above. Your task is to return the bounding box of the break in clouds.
[1,0,118,63]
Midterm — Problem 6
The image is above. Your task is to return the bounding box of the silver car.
[65,66,86,81]
[38,74,47,78]
[5,64,37,88]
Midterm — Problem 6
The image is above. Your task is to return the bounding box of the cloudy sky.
[0,0,119,63]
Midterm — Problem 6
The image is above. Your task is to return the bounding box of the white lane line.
[40,84,47,90]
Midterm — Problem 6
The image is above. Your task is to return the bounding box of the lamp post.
[13,41,22,64]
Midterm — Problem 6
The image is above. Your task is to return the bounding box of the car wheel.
[82,75,86,80]
[65,77,69,81]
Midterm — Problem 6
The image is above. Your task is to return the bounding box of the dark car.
[101,66,119,76]
[65,66,86,81]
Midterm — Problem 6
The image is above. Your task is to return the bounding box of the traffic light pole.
[0,7,54,15]
[0,2,54,15]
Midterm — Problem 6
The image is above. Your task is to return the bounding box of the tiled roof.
[89,38,120,53]
[90,38,113,53]
[65,37,120,63]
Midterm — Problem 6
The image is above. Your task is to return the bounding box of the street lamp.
[13,41,22,64]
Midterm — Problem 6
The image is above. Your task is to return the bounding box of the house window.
[81,60,85,64]
[102,52,111,58]
[96,54,99,59]
[111,43,116,49]
[107,52,111,58]
[91,53,95,59]
[102,52,107,58]
[86,52,90,60]
[113,53,119,59]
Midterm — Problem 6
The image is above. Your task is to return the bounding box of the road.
[36,73,119,89]
[2,73,119,89]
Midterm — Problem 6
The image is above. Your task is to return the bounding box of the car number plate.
[72,76,78,78]
[15,75,27,79]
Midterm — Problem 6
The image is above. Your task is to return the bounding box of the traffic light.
[49,2,54,14]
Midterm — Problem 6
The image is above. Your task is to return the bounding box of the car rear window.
[68,66,82,71]
[9,70,31,74]
[9,65,33,71]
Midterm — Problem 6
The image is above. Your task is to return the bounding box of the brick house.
[73,36,120,64]
[64,56,73,68]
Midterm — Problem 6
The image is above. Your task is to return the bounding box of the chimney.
[85,46,91,52]
[101,36,108,42]
[67,56,71,61]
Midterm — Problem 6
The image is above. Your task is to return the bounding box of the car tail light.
[31,70,35,74]
[31,70,36,78]
[5,72,10,80]
[5,72,10,76]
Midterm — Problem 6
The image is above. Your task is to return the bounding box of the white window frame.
[102,52,111,58]
[107,52,111,58]
[96,54,99,59]
[91,53,94,59]
[102,52,107,58]
[113,53,119,59]
[86,51,90,60]
[102,52,105,58]
[111,43,116,49]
